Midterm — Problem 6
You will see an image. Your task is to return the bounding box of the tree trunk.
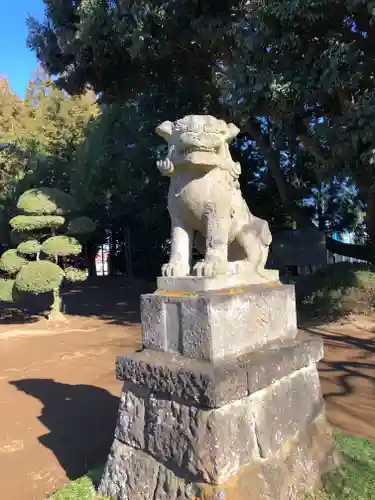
[244,118,308,228]
[109,226,117,276]
[86,241,98,277]
[48,287,67,322]
[365,187,375,248]
[240,115,375,264]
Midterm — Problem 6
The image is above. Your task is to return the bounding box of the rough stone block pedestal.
[99,282,337,500]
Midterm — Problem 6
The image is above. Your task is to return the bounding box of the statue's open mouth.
[183,146,218,154]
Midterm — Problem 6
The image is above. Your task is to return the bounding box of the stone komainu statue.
[156,115,276,281]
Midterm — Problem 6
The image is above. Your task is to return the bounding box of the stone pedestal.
[99,282,337,500]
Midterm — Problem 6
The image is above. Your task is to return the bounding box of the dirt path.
[0,317,140,500]
[0,311,374,500]
[305,316,375,442]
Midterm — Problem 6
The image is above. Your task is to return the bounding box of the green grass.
[295,262,375,321]
[307,431,375,500]
[49,432,375,500]
[47,466,107,500]
[48,477,96,500]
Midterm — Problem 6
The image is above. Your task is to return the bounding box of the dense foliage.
[0,2,373,282]
[0,69,97,238]
[296,262,375,320]
[25,0,375,267]
[0,187,95,319]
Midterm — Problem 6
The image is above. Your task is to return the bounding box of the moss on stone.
[17,187,78,215]
[42,236,82,257]
[0,278,16,302]
[0,249,28,275]
[15,261,65,294]
[67,216,96,236]
[17,240,42,255]
[10,215,65,231]
[64,267,89,282]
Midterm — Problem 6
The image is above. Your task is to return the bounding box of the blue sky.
[1,1,45,98]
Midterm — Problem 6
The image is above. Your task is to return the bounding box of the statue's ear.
[227,123,240,141]
[156,121,173,140]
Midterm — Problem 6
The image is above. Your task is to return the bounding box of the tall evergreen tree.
[27,0,375,261]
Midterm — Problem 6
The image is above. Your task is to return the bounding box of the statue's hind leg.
[233,225,278,280]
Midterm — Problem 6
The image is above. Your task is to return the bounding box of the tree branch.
[325,235,373,263]
[243,117,309,227]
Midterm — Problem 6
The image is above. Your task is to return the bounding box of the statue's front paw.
[193,258,228,278]
[230,260,252,274]
[156,158,174,176]
[161,262,190,277]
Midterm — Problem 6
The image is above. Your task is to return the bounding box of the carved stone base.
[99,333,337,499]
[142,284,297,362]
[99,413,337,500]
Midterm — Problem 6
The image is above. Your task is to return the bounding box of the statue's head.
[155,115,240,169]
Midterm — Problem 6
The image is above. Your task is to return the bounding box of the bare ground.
[0,278,373,500]
[305,316,375,442]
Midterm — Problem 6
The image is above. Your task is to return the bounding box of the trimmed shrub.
[67,216,96,236]
[0,249,28,275]
[15,261,65,294]
[10,215,65,231]
[17,240,42,255]
[17,187,78,215]
[42,236,82,257]
[0,278,16,302]
[296,262,375,320]
[0,186,95,320]
[64,267,89,282]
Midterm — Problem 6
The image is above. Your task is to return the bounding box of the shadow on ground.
[9,378,119,480]
[305,325,375,440]
[0,276,155,326]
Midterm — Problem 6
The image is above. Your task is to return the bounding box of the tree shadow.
[0,289,53,324]
[0,276,155,326]
[9,378,120,480]
[61,277,155,325]
[304,326,375,439]
[318,359,375,399]
[0,306,41,324]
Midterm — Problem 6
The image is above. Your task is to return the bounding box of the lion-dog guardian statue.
[156,115,277,281]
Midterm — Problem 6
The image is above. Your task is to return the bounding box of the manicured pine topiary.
[0,249,28,302]
[0,187,96,320]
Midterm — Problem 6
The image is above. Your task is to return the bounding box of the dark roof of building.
[270,226,327,267]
